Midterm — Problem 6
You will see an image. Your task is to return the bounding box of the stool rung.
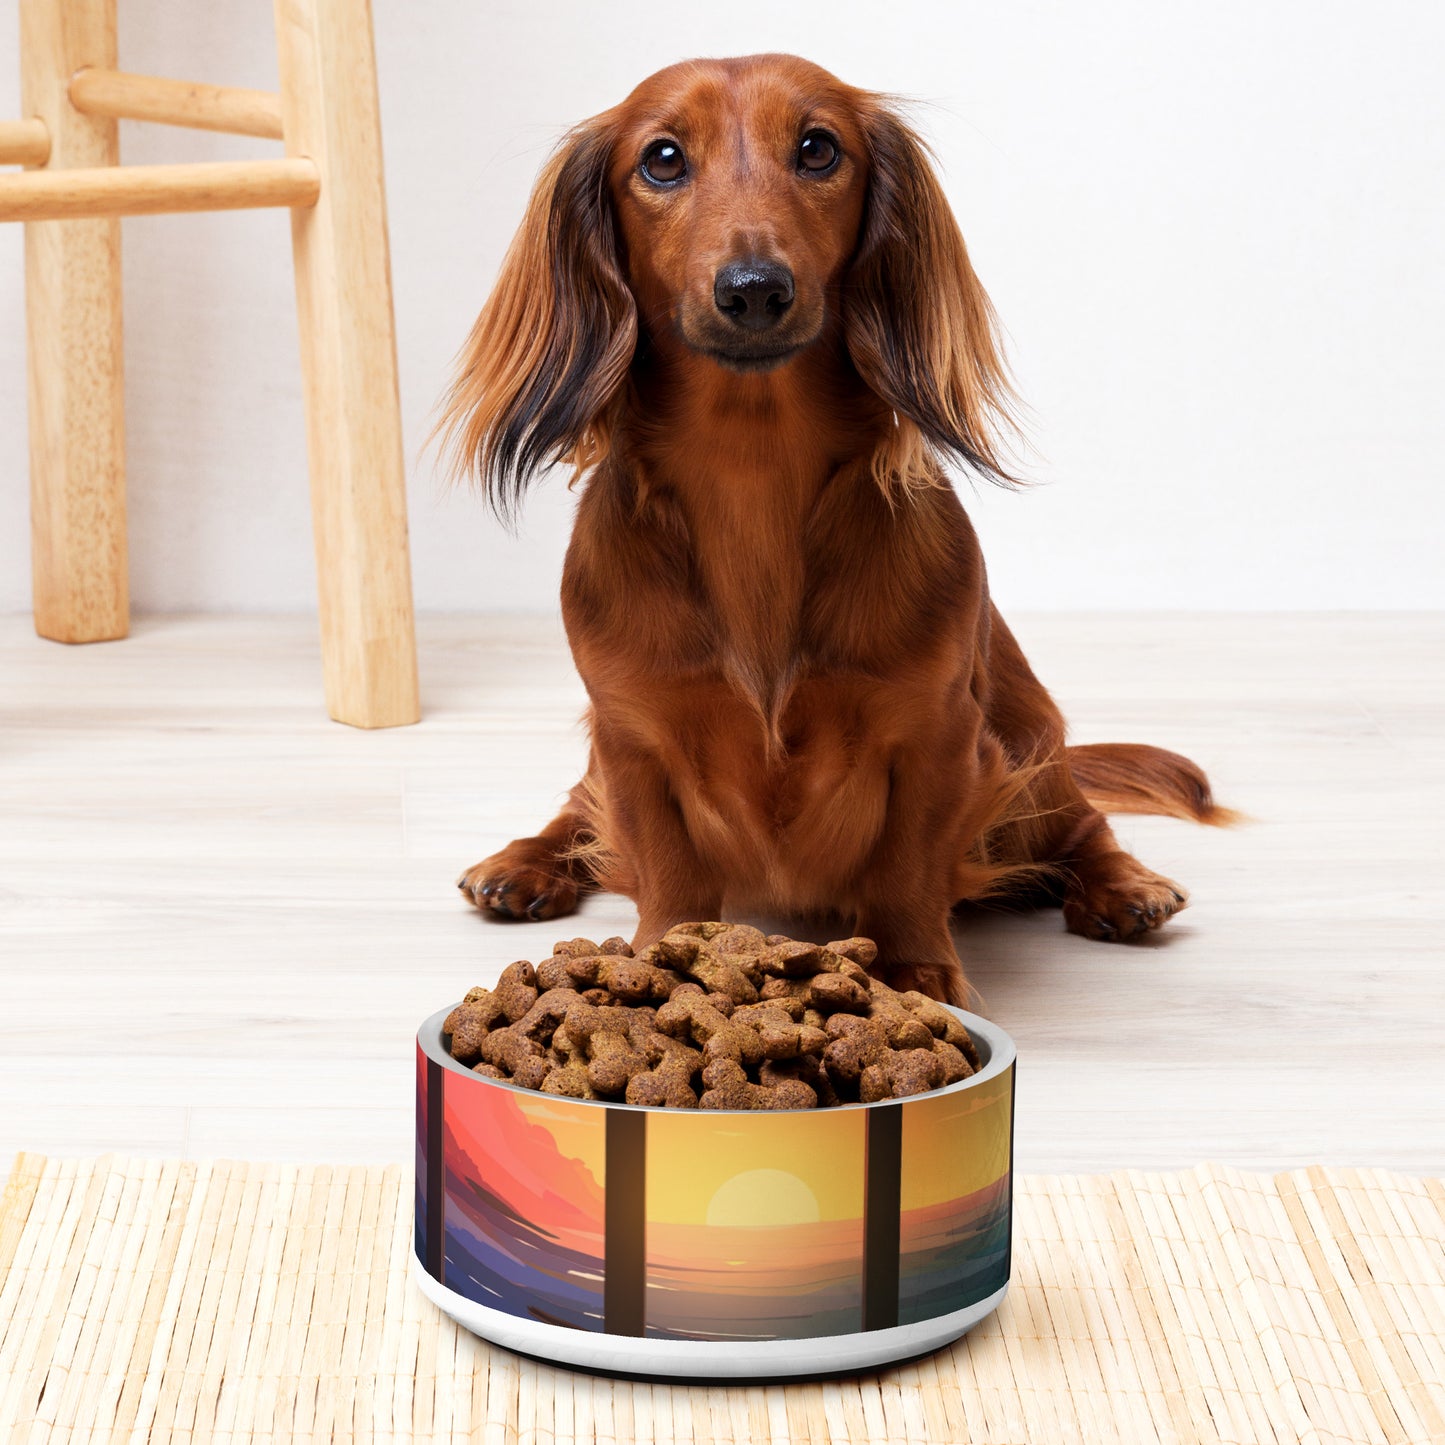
[0,118,50,167]
[0,158,320,221]
[69,68,284,141]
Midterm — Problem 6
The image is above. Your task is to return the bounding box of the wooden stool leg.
[21,0,127,643]
[273,0,420,728]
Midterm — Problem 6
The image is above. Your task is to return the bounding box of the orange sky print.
[442,1078,609,1330]
[642,1109,867,1340]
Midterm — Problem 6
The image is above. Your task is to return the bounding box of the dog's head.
[440,54,1015,520]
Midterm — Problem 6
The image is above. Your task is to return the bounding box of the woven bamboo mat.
[2,1156,1443,1444]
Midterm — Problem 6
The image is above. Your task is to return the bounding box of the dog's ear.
[438,118,637,523]
[845,103,1018,489]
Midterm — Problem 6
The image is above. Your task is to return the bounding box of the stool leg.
[22,0,127,643]
[273,0,420,728]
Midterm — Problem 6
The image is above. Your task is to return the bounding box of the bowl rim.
[417,999,1015,1115]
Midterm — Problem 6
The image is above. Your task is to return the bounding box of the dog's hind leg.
[457,772,600,921]
[974,609,1205,942]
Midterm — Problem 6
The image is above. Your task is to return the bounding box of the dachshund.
[441,54,1233,1006]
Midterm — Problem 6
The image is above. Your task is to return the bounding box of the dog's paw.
[1062,852,1187,942]
[457,848,580,922]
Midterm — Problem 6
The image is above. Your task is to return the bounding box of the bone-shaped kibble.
[540,1060,597,1099]
[443,994,505,1062]
[699,1058,818,1110]
[820,1014,890,1086]
[645,936,759,1003]
[564,953,677,1003]
[494,960,540,1022]
[729,1001,827,1060]
[513,988,581,1045]
[535,954,580,992]
[898,991,979,1066]
[932,1038,975,1085]
[625,1043,701,1107]
[760,1054,839,1107]
[655,992,765,1069]
[707,923,768,955]
[859,1047,946,1102]
[551,937,601,958]
[563,1000,650,1097]
[825,937,879,969]
[757,940,839,977]
[807,973,870,1014]
[478,1026,551,1090]
[864,978,939,1050]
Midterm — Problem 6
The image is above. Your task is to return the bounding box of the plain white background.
[1,0,1441,614]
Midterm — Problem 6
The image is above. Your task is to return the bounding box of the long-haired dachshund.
[443,54,1232,1005]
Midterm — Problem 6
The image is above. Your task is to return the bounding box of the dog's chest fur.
[564,450,985,903]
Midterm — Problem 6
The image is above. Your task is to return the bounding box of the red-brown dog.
[442,54,1232,1005]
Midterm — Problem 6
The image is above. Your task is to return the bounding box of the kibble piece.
[599,936,634,956]
[700,1058,818,1110]
[656,992,766,1069]
[552,937,601,959]
[646,936,759,1004]
[494,960,540,1022]
[564,1001,650,1097]
[626,1045,700,1108]
[565,953,676,1003]
[709,923,768,955]
[541,1060,597,1099]
[825,937,879,969]
[513,988,581,1045]
[808,973,870,1015]
[443,995,504,1062]
[761,1054,839,1107]
[479,1024,546,1077]
[757,940,837,977]
[932,1038,975,1085]
[535,954,580,991]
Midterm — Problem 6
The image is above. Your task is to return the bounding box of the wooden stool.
[0,0,420,729]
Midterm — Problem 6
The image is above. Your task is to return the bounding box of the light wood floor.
[2,613,1441,1174]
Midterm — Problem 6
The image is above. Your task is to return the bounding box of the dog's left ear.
[438,117,636,524]
[845,103,1018,487]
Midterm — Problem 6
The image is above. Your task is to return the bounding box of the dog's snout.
[713,259,795,330]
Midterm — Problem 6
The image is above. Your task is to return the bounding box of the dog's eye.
[798,130,839,174]
[640,140,687,185]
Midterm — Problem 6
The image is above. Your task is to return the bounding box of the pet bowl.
[412,1003,1015,1379]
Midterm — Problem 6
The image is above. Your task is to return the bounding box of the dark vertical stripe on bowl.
[862,1103,903,1332]
[604,1108,647,1336]
[1005,1061,1016,1278]
[426,1057,446,1281]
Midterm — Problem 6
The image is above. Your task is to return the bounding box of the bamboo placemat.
[1,1156,1442,1444]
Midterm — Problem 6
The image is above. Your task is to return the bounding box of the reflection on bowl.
[412,1004,1015,1379]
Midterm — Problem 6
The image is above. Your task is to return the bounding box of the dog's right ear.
[437,117,637,524]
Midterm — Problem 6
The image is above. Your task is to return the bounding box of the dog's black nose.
[713,259,794,330]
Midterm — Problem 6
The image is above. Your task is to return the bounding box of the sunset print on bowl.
[415,1007,1015,1344]
[644,1108,867,1340]
[435,1054,608,1330]
[899,1071,1013,1324]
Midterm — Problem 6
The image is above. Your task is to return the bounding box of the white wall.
[2,0,1441,613]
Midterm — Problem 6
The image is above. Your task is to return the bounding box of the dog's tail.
[1065,743,1241,826]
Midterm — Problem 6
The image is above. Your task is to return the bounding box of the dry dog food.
[442,922,980,1110]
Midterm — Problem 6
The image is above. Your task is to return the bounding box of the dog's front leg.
[851,748,972,1007]
[595,725,723,951]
